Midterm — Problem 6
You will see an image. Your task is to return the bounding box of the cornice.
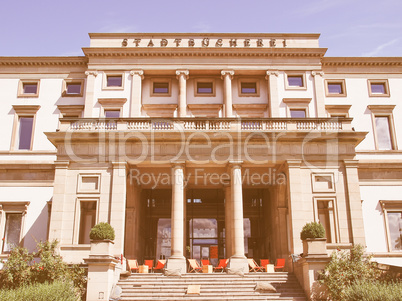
[89,33,321,39]
[322,57,402,67]
[82,47,327,58]
[0,57,87,66]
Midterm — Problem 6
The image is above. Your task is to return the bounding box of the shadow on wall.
[22,198,51,252]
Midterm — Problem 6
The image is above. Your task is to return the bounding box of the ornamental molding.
[130,70,144,79]
[311,71,324,77]
[0,57,87,66]
[85,70,99,77]
[266,70,279,79]
[176,70,189,80]
[221,70,235,80]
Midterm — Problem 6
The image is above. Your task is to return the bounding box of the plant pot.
[90,239,114,256]
[302,238,327,256]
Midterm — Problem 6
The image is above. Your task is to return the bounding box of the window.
[238,78,260,97]
[77,174,101,193]
[62,79,84,97]
[241,82,256,94]
[368,105,397,150]
[312,173,335,192]
[11,105,40,151]
[153,82,169,94]
[285,73,306,90]
[380,201,402,252]
[102,72,124,90]
[150,78,172,97]
[0,201,29,254]
[368,79,390,97]
[290,109,306,118]
[17,80,40,97]
[78,201,97,244]
[316,200,337,243]
[325,105,351,118]
[325,80,346,97]
[105,110,120,118]
[197,82,213,94]
[194,79,216,97]
[283,98,311,118]
[98,98,126,118]
[57,105,84,118]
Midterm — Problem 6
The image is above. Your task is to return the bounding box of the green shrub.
[319,244,384,300]
[343,280,402,301]
[89,222,115,241]
[0,246,34,289]
[0,281,79,301]
[300,222,325,240]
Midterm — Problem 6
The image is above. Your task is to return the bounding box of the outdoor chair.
[144,260,154,272]
[127,259,139,273]
[201,259,210,266]
[260,259,270,272]
[247,258,264,272]
[188,259,202,273]
[153,259,166,272]
[274,258,285,271]
[213,259,228,272]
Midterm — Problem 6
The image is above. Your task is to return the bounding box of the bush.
[0,281,79,301]
[0,246,33,289]
[89,222,115,241]
[319,244,384,300]
[343,280,402,301]
[300,222,325,240]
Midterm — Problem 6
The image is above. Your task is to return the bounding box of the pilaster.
[221,70,234,117]
[266,71,280,117]
[129,70,144,117]
[84,71,98,117]
[311,71,326,117]
[176,70,189,118]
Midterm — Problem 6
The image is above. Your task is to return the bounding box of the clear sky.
[1,0,401,57]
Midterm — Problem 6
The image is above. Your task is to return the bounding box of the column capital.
[311,71,324,77]
[111,161,127,169]
[228,160,243,170]
[171,161,186,170]
[130,69,144,79]
[85,70,98,77]
[286,159,302,168]
[266,70,279,79]
[176,70,189,80]
[343,159,359,168]
[221,70,235,80]
[54,160,70,169]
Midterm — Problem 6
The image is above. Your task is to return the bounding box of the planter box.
[90,240,114,256]
[302,238,327,256]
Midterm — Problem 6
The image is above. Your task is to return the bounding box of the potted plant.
[89,222,115,256]
[300,222,327,256]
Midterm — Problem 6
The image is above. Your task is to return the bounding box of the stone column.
[266,71,280,117]
[165,162,187,273]
[224,185,232,258]
[227,162,248,272]
[109,162,127,256]
[84,71,98,117]
[344,160,366,245]
[176,70,189,118]
[48,161,69,243]
[129,70,144,117]
[221,70,234,117]
[311,71,326,117]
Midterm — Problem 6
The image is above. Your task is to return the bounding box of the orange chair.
[274,258,285,271]
[260,259,270,272]
[188,259,202,273]
[153,260,166,272]
[247,258,264,272]
[201,259,210,266]
[213,259,228,272]
[127,259,139,273]
[144,260,154,272]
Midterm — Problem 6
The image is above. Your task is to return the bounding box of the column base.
[165,256,187,274]
[227,256,249,273]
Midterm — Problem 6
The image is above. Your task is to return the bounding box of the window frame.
[77,173,101,194]
[150,78,172,97]
[98,98,127,118]
[368,79,390,97]
[285,72,306,90]
[368,105,397,151]
[62,79,84,97]
[237,78,260,97]
[311,173,335,193]
[379,200,402,252]
[0,201,30,254]
[102,72,124,90]
[283,98,311,118]
[325,79,347,97]
[194,78,216,97]
[10,105,40,151]
[73,198,99,245]
[313,197,339,244]
[17,79,40,98]
[325,105,351,118]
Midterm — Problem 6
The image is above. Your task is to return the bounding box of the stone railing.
[60,117,352,132]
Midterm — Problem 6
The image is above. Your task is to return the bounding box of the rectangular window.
[18,80,40,97]
[371,83,385,94]
[387,211,402,251]
[241,82,257,94]
[153,82,169,94]
[18,117,34,150]
[23,83,38,94]
[104,110,120,118]
[317,200,336,243]
[78,201,97,244]
[197,82,213,94]
[107,75,123,87]
[287,75,303,87]
[66,83,81,94]
[368,79,390,97]
[375,116,393,150]
[2,213,22,253]
[290,109,306,118]
[325,80,347,97]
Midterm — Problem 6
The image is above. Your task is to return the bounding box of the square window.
[288,75,303,87]
[105,110,120,118]
[107,75,123,87]
[18,117,34,150]
[62,79,84,97]
[368,79,390,97]
[290,109,306,118]
[325,80,347,97]
[241,82,257,94]
[328,83,342,94]
[66,83,81,94]
[153,82,169,94]
[23,83,38,94]
[18,80,40,97]
[197,82,213,94]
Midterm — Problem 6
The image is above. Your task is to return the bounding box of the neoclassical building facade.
[0,33,401,272]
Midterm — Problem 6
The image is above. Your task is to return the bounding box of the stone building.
[0,33,401,274]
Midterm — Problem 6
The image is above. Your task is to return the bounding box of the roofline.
[323,57,402,66]
[0,56,87,66]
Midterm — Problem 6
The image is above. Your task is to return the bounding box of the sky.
[0,0,401,57]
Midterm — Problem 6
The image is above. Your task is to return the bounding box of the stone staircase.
[117,272,307,301]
